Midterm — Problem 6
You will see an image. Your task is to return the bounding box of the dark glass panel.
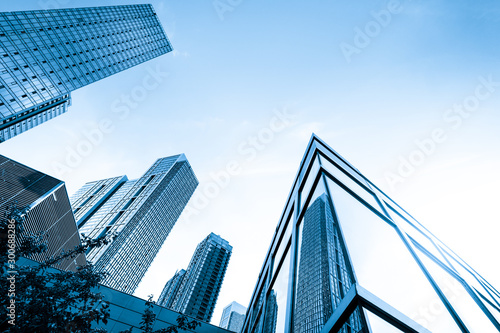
[264,248,291,333]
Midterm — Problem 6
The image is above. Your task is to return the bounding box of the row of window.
[0,40,167,112]
[0,102,67,141]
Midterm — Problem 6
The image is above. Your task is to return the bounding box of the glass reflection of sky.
[326,177,461,332]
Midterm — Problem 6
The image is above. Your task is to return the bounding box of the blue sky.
[1,0,500,326]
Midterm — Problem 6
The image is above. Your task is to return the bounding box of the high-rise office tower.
[157,269,186,308]
[220,301,247,332]
[0,154,84,271]
[161,233,232,323]
[262,291,277,333]
[0,4,172,142]
[293,194,367,332]
[70,154,198,294]
[241,135,500,333]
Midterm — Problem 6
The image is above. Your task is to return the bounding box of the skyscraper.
[0,4,172,142]
[220,301,247,332]
[262,291,277,333]
[0,154,84,271]
[158,269,186,309]
[293,194,366,333]
[160,233,232,323]
[241,134,500,332]
[70,154,198,294]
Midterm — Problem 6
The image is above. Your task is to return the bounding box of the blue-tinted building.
[70,154,198,294]
[158,269,187,309]
[0,154,84,271]
[18,257,232,333]
[241,134,500,332]
[0,4,172,142]
[162,233,232,323]
[220,301,247,332]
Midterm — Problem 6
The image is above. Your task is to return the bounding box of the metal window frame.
[241,134,500,333]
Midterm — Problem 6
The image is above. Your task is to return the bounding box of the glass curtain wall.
[241,135,500,333]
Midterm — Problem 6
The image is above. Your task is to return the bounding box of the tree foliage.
[1,204,111,332]
[138,295,200,333]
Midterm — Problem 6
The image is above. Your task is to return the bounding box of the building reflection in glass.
[263,290,278,333]
[293,193,368,333]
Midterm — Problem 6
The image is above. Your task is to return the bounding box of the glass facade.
[0,154,84,271]
[162,233,232,323]
[220,301,247,332]
[294,192,367,333]
[241,135,500,333]
[70,154,198,294]
[158,269,186,308]
[0,4,172,142]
